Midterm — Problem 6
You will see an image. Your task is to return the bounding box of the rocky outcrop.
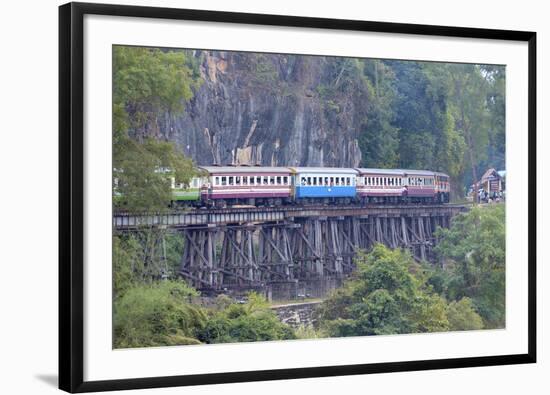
[271,301,321,328]
[159,50,367,167]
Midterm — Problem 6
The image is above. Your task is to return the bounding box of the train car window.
[250,176,255,185]
[268,176,273,185]
[221,176,226,186]
[214,177,219,186]
[323,177,328,185]
[346,177,350,186]
[243,176,248,186]
[312,177,316,186]
[235,176,241,185]
[277,176,282,185]
[283,176,288,185]
[336,177,340,186]
[228,176,234,185]
[301,177,307,185]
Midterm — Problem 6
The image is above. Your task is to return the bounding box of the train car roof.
[198,166,292,174]
[434,171,450,177]
[401,169,436,176]
[355,168,405,175]
[289,167,358,174]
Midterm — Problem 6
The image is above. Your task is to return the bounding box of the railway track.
[113,203,467,229]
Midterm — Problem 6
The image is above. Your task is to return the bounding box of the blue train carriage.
[289,167,358,204]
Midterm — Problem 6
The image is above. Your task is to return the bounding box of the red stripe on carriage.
[203,192,291,199]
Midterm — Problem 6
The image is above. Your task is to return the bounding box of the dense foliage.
[113,231,184,298]
[196,294,295,344]
[432,204,505,328]
[114,286,294,348]
[114,281,204,348]
[314,59,505,196]
[316,204,505,337]
[113,46,201,212]
[316,245,457,336]
[113,204,504,346]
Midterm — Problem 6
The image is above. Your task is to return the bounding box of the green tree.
[113,46,200,142]
[358,60,399,168]
[113,228,186,298]
[434,205,505,328]
[446,297,484,331]
[316,244,450,337]
[197,293,296,344]
[114,281,205,348]
[113,46,201,212]
[114,138,196,211]
[423,63,493,198]
[113,234,144,298]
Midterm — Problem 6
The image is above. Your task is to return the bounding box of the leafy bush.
[446,298,484,331]
[114,281,204,348]
[197,293,296,344]
[434,205,505,328]
[316,244,450,337]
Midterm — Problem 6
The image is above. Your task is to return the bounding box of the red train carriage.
[434,172,450,203]
[355,168,406,203]
[199,166,293,207]
[403,169,436,203]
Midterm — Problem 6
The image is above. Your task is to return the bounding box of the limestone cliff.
[159,50,366,167]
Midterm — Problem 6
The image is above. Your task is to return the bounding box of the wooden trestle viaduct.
[114,204,467,297]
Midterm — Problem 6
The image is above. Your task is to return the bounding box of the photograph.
[111,45,506,349]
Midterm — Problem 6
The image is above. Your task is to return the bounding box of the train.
[169,166,450,208]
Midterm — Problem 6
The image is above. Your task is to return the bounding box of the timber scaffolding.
[114,204,467,294]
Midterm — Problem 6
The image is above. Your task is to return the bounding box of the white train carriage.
[199,166,293,207]
[355,168,406,203]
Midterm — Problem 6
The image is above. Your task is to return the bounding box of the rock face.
[271,302,321,328]
[159,50,365,167]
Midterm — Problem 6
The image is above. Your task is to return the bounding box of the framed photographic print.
[59,2,536,392]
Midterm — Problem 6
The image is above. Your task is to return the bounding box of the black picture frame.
[59,2,537,393]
